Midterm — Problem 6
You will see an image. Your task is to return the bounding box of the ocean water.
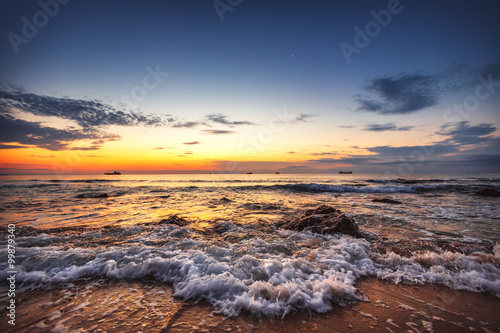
[0,173,499,318]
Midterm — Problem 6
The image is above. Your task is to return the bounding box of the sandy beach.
[1,277,498,333]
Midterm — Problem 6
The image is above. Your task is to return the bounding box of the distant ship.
[104,171,121,175]
[246,171,253,174]
[275,172,280,174]
[338,171,352,174]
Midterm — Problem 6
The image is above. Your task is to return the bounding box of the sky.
[0,0,499,175]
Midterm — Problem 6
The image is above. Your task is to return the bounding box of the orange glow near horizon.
[0,117,440,175]
[0,142,364,174]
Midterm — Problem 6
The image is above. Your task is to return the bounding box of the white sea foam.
[1,224,499,317]
[285,183,442,194]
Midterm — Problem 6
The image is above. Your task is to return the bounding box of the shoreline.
[1,277,499,332]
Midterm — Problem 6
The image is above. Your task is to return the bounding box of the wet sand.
[1,278,499,333]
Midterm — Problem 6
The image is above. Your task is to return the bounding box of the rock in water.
[219,197,233,204]
[372,198,402,204]
[76,192,109,198]
[158,215,189,226]
[476,188,500,197]
[280,205,362,238]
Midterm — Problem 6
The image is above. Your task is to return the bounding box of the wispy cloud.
[206,113,254,126]
[169,120,202,128]
[294,113,316,122]
[183,141,200,145]
[29,155,56,158]
[154,146,175,150]
[308,152,338,156]
[201,129,236,135]
[364,122,414,132]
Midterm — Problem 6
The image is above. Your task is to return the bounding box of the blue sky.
[1,0,499,174]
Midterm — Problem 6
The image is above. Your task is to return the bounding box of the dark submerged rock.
[372,198,403,204]
[158,215,189,227]
[76,192,109,198]
[280,205,362,238]
[476,188,500,197]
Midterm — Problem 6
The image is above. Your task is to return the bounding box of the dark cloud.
[282,165,311,171]
[0,113,119,151]
[0,143,26,149]
[354,64,481,115]
[308,121,499,172]
[201,129,236,135]
[366,144,457,157]
[0,84,220,151]
[356,73,440,114]
[438,121,496,145]
[479,61,500,79]
[0,85,165,128]
[207,113,254,126]
[183,141,200,145]
[309,157,376,164]
[69,146,100,151]
[458,154,500,166]
[364,123,414,132]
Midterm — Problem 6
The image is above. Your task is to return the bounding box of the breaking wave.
[1,223,498,317]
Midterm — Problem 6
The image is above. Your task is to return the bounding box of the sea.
[0,173,499,319]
